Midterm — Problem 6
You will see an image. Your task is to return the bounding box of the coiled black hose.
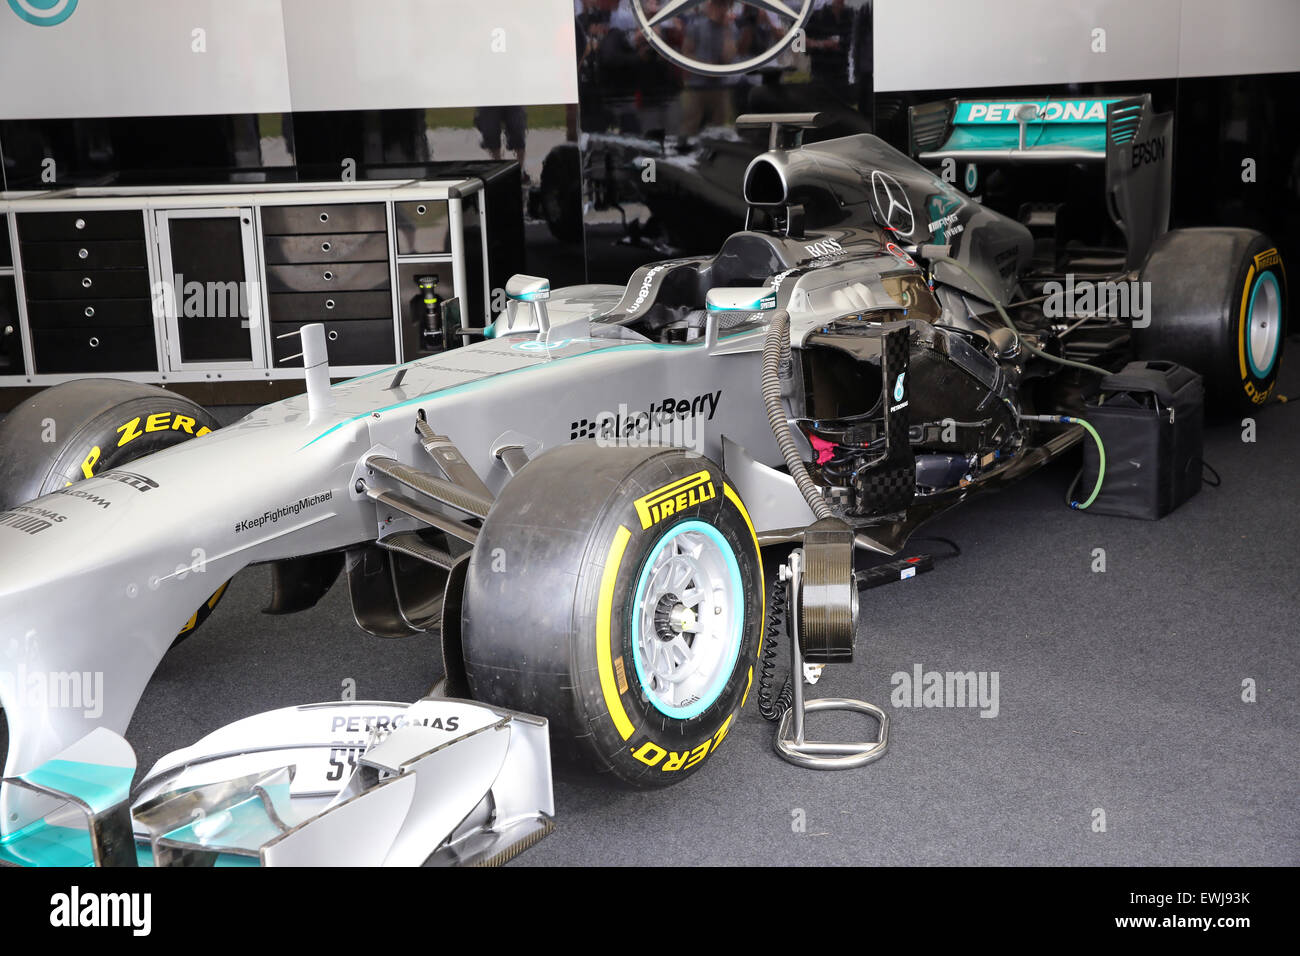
[762,309,834,521]
[757,579,793,721]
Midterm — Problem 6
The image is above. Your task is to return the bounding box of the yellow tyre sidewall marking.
[1238,263,1255,381]
[80,445,101,479]
[601,481,763,759]
[178,580,230,635]
[74,412,223,636]
[723,482,763,707]
[598,524,637,741]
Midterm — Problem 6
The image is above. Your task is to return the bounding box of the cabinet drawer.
[265,261,389,293]
[394,200,451,255]
[0,276,22,375]
[19,239,149,271]
[264,232,390,265]
[18,210,145,242]
[23,269,151,300]
[261,203,386,236]
[0,323,22,375]
[272,320,394,368]
[33,325,156,374]
[26,298,154,329]
[267,291,391,322]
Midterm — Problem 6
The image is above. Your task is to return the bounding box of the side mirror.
[503,274,552,336]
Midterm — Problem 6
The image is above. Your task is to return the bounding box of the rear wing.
[908,95,1173,268]
[910,96,1123,163]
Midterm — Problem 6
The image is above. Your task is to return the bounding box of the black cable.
[757,579,793,722]
[1202,461,1222,488]
[1065,468,1084,508]
[763,310,835,521]
[907,535,962,562]
[930,254,1112,377]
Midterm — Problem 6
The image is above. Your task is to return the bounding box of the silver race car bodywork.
[0,286,792,850]
[3,109,1228,853]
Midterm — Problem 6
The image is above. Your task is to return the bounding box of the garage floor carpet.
[3,360,1297,866]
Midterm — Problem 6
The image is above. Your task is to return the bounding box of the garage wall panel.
[872,0,1183,92]
[873,0,1300,92]
[0,0,578,122]
[0,0,294,120]
[279,0,579,112]
[1177,0,1300,79]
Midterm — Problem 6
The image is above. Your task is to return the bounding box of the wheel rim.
[1247,270,1282,379]
[631,520,743,720]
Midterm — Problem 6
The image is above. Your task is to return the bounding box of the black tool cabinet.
[17,210,156,374]
[263,201,395,369]
[0,164,522,392]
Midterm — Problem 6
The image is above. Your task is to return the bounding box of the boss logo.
[804,238,844,258]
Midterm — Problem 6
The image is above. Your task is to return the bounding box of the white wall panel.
[0,0,294,120]
[873,0,1300,92]
[0,0,578,120]
[279,0,578,112]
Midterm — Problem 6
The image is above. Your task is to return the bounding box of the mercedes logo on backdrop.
[632,0,814,77]
[7,0,78,26]
[871,170,915,237]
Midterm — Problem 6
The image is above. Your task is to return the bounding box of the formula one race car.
[0,102,1287,863]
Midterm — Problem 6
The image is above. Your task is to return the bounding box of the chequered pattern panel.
[857,325,915,513]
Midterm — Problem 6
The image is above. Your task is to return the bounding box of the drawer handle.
[78,248,89,259]
[416,204,427,216]
[75,218,86,230]
[319,212,330,224]
[327,330,339,342]
[88,336,100,348]
[323,270,333,282]
[81,277,93,289]
[325,299,336,310]
[321,241,332,253]
[84,306,95,318]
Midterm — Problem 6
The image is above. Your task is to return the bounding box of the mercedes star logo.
[631,0,814,77]
[871,170,915,237]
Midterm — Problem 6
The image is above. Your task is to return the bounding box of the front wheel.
[459,445,765,788]
[538,144,584,244]
[0,379,227,641]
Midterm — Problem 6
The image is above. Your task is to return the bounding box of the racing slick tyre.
[538,143,584,244]
[0,379,226,640]
[459,444,764,788]
[1135,228,1287,411]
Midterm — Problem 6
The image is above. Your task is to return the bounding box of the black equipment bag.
[1081,360,1204,520]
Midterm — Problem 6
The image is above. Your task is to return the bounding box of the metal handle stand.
[774,550,889,770]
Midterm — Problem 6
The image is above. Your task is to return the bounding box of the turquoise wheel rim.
[1246,270,1282,379]
[630,519,744,720]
